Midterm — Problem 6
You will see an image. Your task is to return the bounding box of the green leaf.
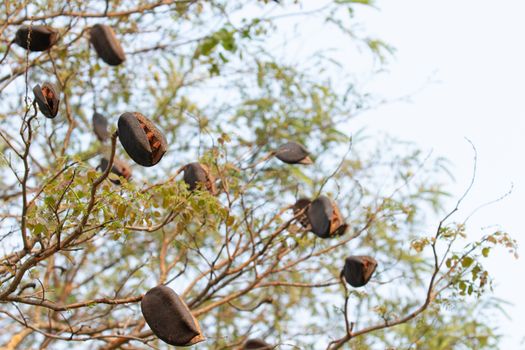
[44,196,56,208]
[117,204,126,219]
[462,257,474,268]
[198,37,219,57]
[87,169,98,182]
[32,223,46,236]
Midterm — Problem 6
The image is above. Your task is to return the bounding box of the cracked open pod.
[89,24,126,66]
[99,157,131,185]
[307,196,348,239]
[15,25,58,51]
[275,141,313,165]
[92,112,110,142]
[342,256,378,288]
[33,83,59,119]
[117,112,167,167]
[292,198,311,228]
[183,162,216,195]
[141,285,205,347]
[243,338,272,350]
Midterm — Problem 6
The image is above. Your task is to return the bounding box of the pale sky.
[270,0,525,348]
[353,0,525,348]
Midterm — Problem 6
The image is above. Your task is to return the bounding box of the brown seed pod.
[330,203,349,237]
[243,338,272,350]
[32,83,59,119]
[98,157,132,185]
[92,112,110,142]
[182,162,217,195]
[342,256,378,288]
[292,197,311,228]
[14,25,58,52]
[141,285,205,347]
[307,196,348,239]
[275,141,313,165]
[89,24,125,66]
[117,112,167,167]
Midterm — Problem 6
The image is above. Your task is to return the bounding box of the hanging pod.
[89,24,126,66]
[182,162,217,195]
[306,196,348,239]
[98,157,131,185]
[14,25,58,51]
[292,198,311,228]
[342,256,377,288]
[243,338,273,350]
[32,83,60,119]
[275,141,313,165]
[92,112,110,142]
[141,285,205,347]
[117,112,167,167]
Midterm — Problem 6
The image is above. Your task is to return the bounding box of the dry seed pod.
[89,24,125,66]
[183,162,216,195]
[98,157,131,185]
[141,285,205,347]
[243,338,272,350]
[275,141,313,165]
[33,83,59,119]
[117,112,167,167]
[92,112,110,142]
[292,197,311,228]
[342,256,378,288]
[330,203,349,237]
[307,196,348,239]
[15,25,58,51]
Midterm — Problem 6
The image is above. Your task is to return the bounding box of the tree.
[0,1,517,349]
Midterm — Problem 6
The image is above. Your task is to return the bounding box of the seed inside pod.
[117,112,167,167]
[32,83,60,119]
[98,157,132,185]
[307,196,347,239]
[183,162,216,195]
[275,141,313,165]
[292,198,311,228]
[141,285,205,347]
[329,203,349,237]
[89,24,126,66]
[14,25,58,52]
[92,112,110,142]
[243,338,273,350]
[342,256,378,288]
